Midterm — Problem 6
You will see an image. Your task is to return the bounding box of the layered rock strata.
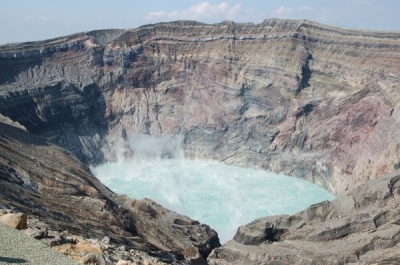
[208,170,400,264]
[1,19,400,194]
[1,18,400,263]
[0,121,219,264]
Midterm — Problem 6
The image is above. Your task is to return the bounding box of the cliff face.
[1,19,400,195]
[1,18,400,263]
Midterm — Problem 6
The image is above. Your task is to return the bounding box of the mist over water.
[91,134,334,243]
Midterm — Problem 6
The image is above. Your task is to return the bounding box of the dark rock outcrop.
[0,121,219,263]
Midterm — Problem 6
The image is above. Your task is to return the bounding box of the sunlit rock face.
[1,19,400,195]
[1,19,400,264]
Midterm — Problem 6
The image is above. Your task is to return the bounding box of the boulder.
[0,213,28,230]
[182,247,208,265]
[82,253,106,265]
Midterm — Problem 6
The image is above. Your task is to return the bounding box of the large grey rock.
[208,171,400,264]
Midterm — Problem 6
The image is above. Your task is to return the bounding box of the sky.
[1,0,399,44]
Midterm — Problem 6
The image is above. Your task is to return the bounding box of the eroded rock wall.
[1,19,400,194]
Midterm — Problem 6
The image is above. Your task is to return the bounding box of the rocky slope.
[0,121,219,264]
[209,170,400,264]
[1,18,400,263]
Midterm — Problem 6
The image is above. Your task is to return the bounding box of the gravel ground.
[0,222,79,265]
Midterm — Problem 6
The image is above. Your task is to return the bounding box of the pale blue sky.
[1,0,399,44]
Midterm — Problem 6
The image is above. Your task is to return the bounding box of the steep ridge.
[1,19,400,263]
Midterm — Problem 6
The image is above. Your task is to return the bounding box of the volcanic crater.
[1,19,400,264]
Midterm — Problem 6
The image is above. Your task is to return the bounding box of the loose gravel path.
[0,222,79,265]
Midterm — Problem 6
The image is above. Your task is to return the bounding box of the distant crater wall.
[1,19,400,194]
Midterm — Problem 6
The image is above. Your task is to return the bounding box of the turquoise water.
[91,159,334,243]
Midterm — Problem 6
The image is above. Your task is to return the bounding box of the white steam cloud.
[128,133,184,160]
[93,133,333,243]
[91,156,334,243]
[101,132,184,163]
